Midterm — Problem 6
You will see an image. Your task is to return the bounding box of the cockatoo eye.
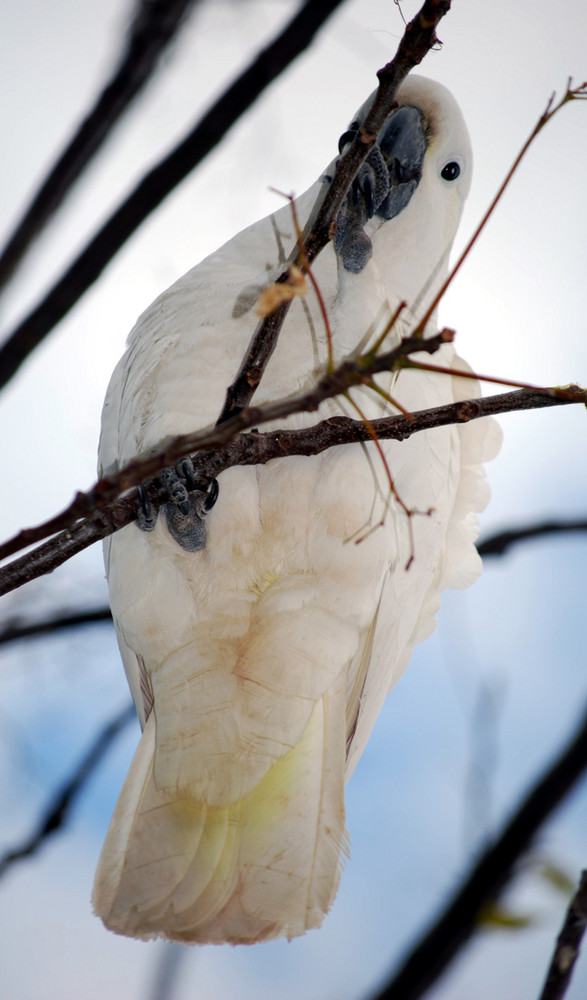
[440,160,461,181]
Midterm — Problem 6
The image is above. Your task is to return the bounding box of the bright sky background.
[1,1,587,998]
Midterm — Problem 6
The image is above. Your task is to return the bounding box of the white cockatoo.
[93,75,499,944]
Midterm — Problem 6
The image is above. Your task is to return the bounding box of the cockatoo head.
[335,75,472,315]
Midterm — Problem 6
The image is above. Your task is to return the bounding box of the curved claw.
[335,146,390,274]
[353,146,390,219]
[188,477,220,521]
[177,457,197,492]
[136,485,157,532]
[202,477,219,512]
[334,215,373,274]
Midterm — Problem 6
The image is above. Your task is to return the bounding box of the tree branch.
[538,870,587,1000]
[216,0,453,422]
[1,314,582,565]
[0,704,135,879]
[0,0,199,295]
[4,514,587,646]
[478,519,587,557]
[369,702,587,1000]
[0,0,347,391]
[2,514,586,645]
[0,329,451,563]
[0,514,585,650]
[1,381,585,597]
[0,608,112,647]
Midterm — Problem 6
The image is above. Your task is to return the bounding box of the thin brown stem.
[413,80,587,337]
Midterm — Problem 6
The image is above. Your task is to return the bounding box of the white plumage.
[93,76,499,944]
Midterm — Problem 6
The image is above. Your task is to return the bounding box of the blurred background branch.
[0,703,135,878]
[0,0,201,294]
[0,0,346,391]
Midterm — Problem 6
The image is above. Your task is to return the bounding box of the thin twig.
[147,944,188,1000]
[0,608,112,647]
[3,519,587,644]
[369,702,587,1000]
[0,0,199,294]
[412,79,587,337]
[0,704,135,879]
[216,0,452,423]
[478,519,587,557]
[2,322,581,566]
[0,0,347,391]
[0,330,453,563]
[538,870,587,1000]
[1,385,585,597]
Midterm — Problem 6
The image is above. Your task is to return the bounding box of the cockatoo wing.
[93,76,498,943]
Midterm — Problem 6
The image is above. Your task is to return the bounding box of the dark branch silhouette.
[478,519,587,557]
[0,0,200,294]
[0,608,112,647]
[0,704,135,878]
[2,382,585,598]
[369,702,587,1000]
[3,655,587,1000]
[538,869,587,1000]
[2,514,586,646]
[147,944,188,1000]
[0,328,454,564]
[216,0,453,422]
[0,0,348,391]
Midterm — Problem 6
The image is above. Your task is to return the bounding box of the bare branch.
[4,518,586,642]
[412,78,587,336]
[1,382,585,597]
[0,329,452,564]
[538,870,587,1000]
[216,0,453,423]
[1,317,581,566]
[147,944,188,1000]
[0,608,112,647]
[478,519,587,557]
[3,518,587,646]
[0,0,348,391]
[0,704,135,879]
[0,0,200,295]
[369,701,587,1000]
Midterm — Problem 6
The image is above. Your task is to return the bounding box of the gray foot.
[334,105,427,274]
[335,144,390,274]
[136,458,219,553]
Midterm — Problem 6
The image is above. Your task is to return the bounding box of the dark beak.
[375,105,427,221]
